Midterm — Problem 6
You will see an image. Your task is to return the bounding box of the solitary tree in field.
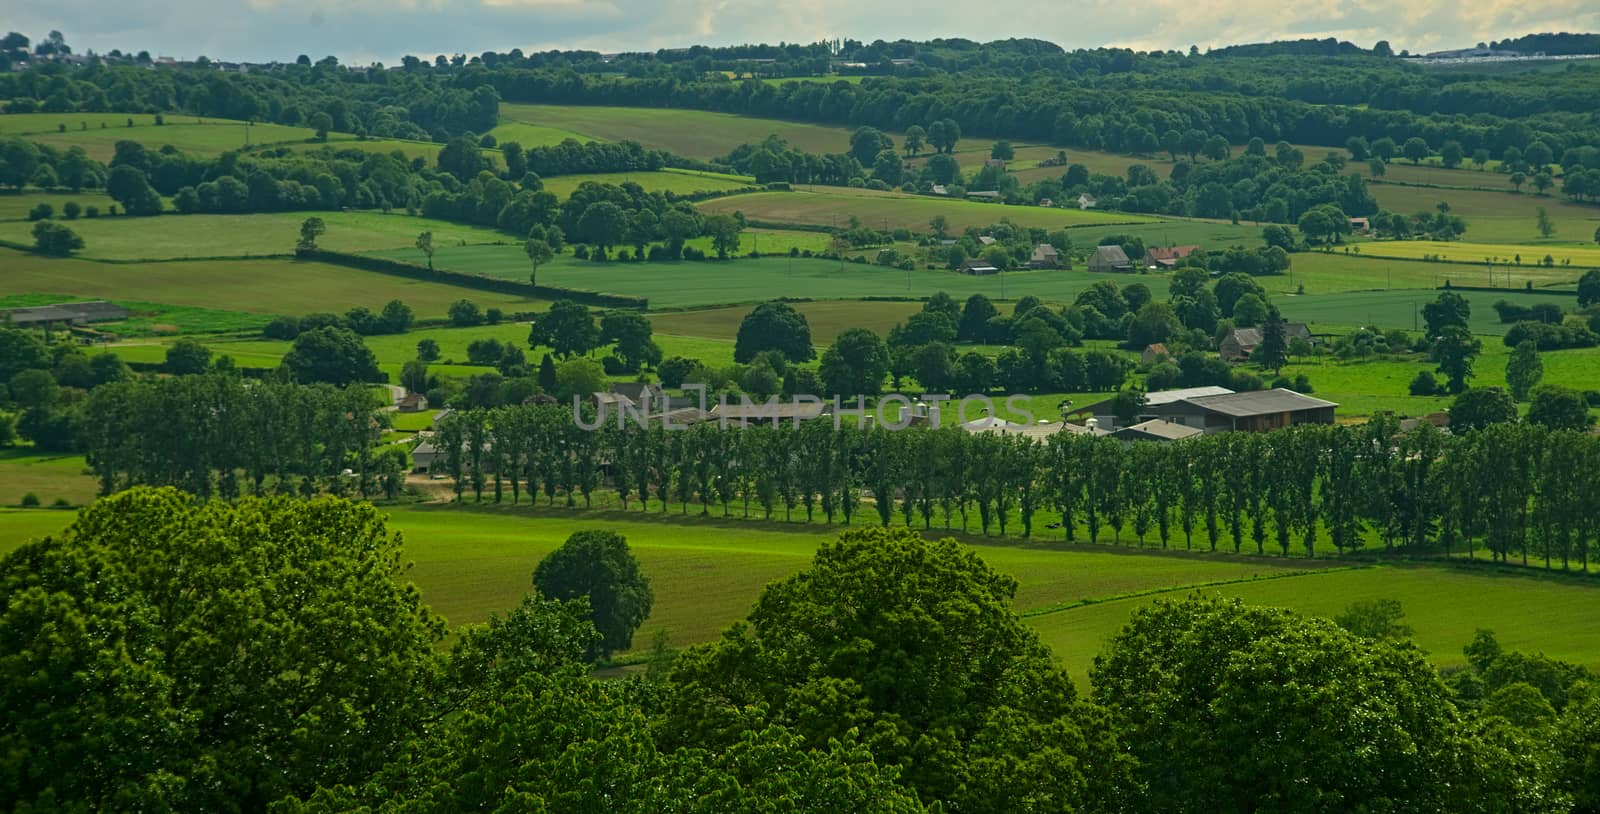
[1431,325,1481,393]
[533,530,652,659]
[1533,172,1554,196]
[1536,207,1556,238]
[1505,340,1543,401]
[1403,137,1429,165]
[524,238,553,288]
[297,216,325,250]
[415,231,435,271]
[1510,171,1527,192]
[903,125,925,157]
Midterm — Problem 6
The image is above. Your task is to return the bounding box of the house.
[610,382,663,408]
[1220,322,1313,362]
[977,235,997,246]
[960,259,1000,275]
[966,190,1002,201]
[396,393,429,413]
[1028,244,1061,269]
[1147,388,1337,433]
[1141,343,1170,366]
[1087,245,1132,273]
[1143,245,1201,269]
[931,184,948,196]
[1071,385,1236,430]
[1078,193,1097,209]
[1037,198,1054,208]
[410,441,440,472]
[1349,217,1371,233]
[1113,418,1203,443]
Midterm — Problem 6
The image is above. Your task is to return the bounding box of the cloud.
[5,0,1597,64]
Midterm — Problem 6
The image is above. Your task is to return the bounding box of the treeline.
[414,406,1600,569]
[81,374,403,500]
[0,57,497,139]
[10,489,1595,811]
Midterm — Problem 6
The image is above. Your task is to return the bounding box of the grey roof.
[1115,419,1203,441]
[610,382,660,402]
[1182,388,1338,417]
[1226,327,1263,347]
[1,300,129,326]
[1092,245,1131,265]
[1073,386,1234,416]
[1031,243,1059,259]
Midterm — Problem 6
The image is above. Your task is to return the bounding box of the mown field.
[1278,250,1583,295]
[0,250,540,321]
[497,104,862,159]
[1351,238,1600,268]
[487,119,603,148]
[1,503,1594,680]
[370,247,1174,308]
[1274,287,1579,334]
[0,210,506,260]
[539,168,756,199]
[24,121,321,161]
[0,190,117,219]
[697,189,1154,231]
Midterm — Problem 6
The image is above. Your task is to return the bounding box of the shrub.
[1409,371,1440,396]
[62,201,81,219]
[20,493,40,507]
[27,203,53,221]
[52,497,71,508]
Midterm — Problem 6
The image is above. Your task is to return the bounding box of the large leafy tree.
[1092,595,1500,813]
[819,327,891,397]
[1432,325,1482,393]
[280,325,381,386]
[666,526,1136,813]
[601,310,662,372]
[528,299,599,358]
[533,530,653,658]
[734,301,815,363]
[0,488,444,811]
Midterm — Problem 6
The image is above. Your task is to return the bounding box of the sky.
[7,0,1600,65]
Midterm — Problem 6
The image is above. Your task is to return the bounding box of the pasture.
[487,120,601,148]
[1277,250,1583,295]
[24,121,321,161]
[0,211,506,260]
[539,168,756,199]
[2,502,1595,681]
[1351,238,1600,269]
[0,191,117,219]
[372,246,1174,308]
[497,103,861,159]
[0,250,540,320]
[697,189,1154,231]
[1273,287,1578,334]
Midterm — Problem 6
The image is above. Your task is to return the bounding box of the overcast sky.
[8,0,1599,64]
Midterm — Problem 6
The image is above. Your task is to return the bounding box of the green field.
[0,191,117,219]
[1,503,1594,680]
[0,450,99,507]
[487,120,601,148]
[540,169,756,199]
[0,250,540,321]
[1352,238,1600,268]
[498,104,871,159]
[1277,250,1583,295]
[370,247,1174,308]
[0,211,506,260]
[1274,287,1579,334]
[25,121,321,161]
[648,300,927,343]
[285,137,456,164]
[699,188,1154,231]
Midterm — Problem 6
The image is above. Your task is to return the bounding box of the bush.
[601,355,632,375]
[62,201,81,219]
[20,492,40,507]
[262,315,302,340]
[52,497,71,508]
[1409,371,1440,396]
[84,206,99,218]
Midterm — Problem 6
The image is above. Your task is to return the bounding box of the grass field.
[2,502,1594,680]
[488,120,602,148]
[0,250,540,321]
[370,247,1174,308]
[0,191,117,220]
[0,211,506,260]
[284,137,456,165]
[698,189,1154,231]
[25,122,321,162]
[539,169,756,199]
[1273,287,1579,334]
[648,300,928,343]
[0,450,99,507]
[1276,251,1583,295]
[1351,238,1600,269]
[498,104,862,159]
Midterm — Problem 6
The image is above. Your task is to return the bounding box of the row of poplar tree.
[434,405,1600,569]
[80,374,408,501]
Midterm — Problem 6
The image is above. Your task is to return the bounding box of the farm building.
[1143,245,1201,269]
[0,300,129,328]
[1088,245,1133,273]
[1071,385,1235,430]
[960,259,1000,275]
[1141,343,1170,365]
[1220,322,1314,362]
[1113,419,1203,443]
[977,235,997,246]
[967,190,1002,201]
[1029,244,1061,269]
[396,393,429,413]
[960,415,1107,440]
[1078,193,1097,209]
[1150,389,1337,433]
[410,441,440,472]
[1349,217,1371,233]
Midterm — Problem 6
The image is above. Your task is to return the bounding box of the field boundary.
[298,248,650,309]
[1018,565,1372,619]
